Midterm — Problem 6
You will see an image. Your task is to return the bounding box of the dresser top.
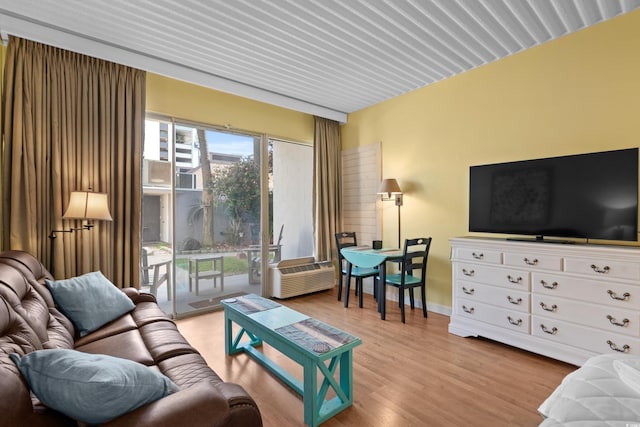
[450,236,640,259]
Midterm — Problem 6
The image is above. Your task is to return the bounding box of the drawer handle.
[462,305,475,314]
[607,315,630,327]
[507,296,522,305]
[591,264,610,274]
[540,302,558,312]
[540,280,558,290]
[607,340,630,353]
[472,252,484,260]
[462,268,475,277]
[524,257,538,266]
[462,286,475,295]
[540,324,558,335]
[507,316,522,326]
[607,290,631,301]
[507,275,522,284]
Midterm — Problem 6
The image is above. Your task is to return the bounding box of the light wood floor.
[176,288,576,427]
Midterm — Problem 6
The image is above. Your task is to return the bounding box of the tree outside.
[196,128,214,248]
[209,158,260,245]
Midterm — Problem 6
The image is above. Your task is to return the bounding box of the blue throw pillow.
[10,349,179,424]
[46,271,135,336]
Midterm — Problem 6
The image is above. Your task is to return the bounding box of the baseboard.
[360,283,452,317]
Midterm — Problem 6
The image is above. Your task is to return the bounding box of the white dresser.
[449,237,640,366]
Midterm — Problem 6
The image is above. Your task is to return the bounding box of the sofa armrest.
[121,287,157,304]
[102,382,234,427]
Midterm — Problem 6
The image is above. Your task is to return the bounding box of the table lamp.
[49,190,112,276]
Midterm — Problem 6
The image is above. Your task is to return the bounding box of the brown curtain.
[313,116,342,261]
[2,37,145,286]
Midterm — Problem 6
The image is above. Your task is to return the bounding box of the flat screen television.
[469,148,639,242]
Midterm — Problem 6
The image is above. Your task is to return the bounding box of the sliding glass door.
[143,118,264,317]
[142,118,314,318]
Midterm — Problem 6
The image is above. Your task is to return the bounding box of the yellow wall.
[341,10,640,310]
[146,73,314,143]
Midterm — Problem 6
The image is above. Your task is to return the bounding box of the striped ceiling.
[0,0,639,122]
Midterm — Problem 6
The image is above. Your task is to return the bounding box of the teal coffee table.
[221,294,361,427]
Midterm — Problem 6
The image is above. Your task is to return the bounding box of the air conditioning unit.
[269,257,335,299]
[176,172,196,189]
[143,159,171,187]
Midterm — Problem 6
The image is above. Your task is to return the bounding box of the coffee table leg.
[224,312,233,355]
[302,350,355,427]
[224,311,262,355]
[303,359,319,427]
[340,350,353,404]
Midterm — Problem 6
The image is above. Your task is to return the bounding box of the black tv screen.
[469,148,639,242]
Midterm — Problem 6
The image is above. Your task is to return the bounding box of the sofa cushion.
[74,328,156,366]
[139,321,197,363]
[159,352,225,388]
[10,349,179,425]
[46,271,135,336]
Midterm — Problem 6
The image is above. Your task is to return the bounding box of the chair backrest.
[401,237,432,282]
[273,224,284,262]
[334,232,357,263]
[276,224,284,246]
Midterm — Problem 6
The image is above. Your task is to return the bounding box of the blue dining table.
[339,246,403,320]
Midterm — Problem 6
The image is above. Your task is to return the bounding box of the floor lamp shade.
[377,179,402,200]
[63,191,112,221]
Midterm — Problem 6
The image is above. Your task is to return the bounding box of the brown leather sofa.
[0,250,262,427]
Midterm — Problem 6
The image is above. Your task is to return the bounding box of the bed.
[538,353,640,426]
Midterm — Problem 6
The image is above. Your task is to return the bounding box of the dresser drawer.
[503,252,562,271]
[456,248,502,264]
[455,263,531,291]
[564,256,640,281]
[456,281,529,313]
[531,272,640,310]
[532,294,640,336]
[532,316,640,356]
[457,298,530,333]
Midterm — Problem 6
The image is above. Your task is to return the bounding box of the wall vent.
[269,257,334,299]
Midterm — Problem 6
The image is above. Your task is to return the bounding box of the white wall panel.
[341,142,381,246]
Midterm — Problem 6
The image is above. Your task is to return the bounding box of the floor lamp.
[377,178,403,248]
[49,190,112,277]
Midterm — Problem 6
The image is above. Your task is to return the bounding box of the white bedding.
[538,354,640,427]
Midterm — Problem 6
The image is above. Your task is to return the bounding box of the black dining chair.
[384,237,432,323]
[335,232,379,308]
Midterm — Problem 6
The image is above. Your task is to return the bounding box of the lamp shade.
[63,191,112,221]
[377,179,402,197]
